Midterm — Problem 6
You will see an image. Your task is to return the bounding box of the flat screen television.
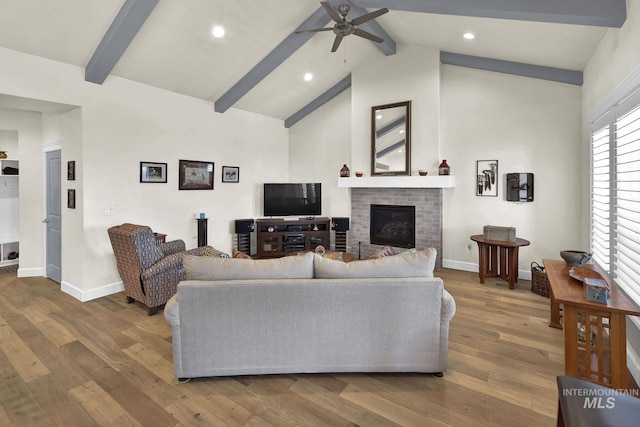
[263,183,322,217]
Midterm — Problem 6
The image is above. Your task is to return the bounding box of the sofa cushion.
[232,249,252,259]
[367,245,395,259]
[183,251,314,281]
[314,248,436,279]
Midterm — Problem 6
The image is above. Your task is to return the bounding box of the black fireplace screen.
[370,204,416,248]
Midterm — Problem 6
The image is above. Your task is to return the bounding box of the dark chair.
[557,375,640,426]
[108,223,209,315]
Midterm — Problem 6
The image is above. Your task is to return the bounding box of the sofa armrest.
[158,240,186,256]
[164,295,180,327]
[441,289,456,323]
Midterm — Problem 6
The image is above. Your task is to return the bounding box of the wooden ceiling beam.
[355,0,626,27]
[285,75,351,128]
[85,0,159,84]
[214,7,331,113]
[216,2,396,114]
[440,52,583,86]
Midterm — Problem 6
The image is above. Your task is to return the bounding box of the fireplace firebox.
[370,204,416,248]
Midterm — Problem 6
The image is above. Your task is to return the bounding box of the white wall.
[440,65,584,273]
[351,45,441,175]
[289,43,584,274]
[288,89,351,218]
[583,0,640,113]
[0,130,19,156]
[0,46,289,300]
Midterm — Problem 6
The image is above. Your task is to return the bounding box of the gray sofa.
[164,248,456,380]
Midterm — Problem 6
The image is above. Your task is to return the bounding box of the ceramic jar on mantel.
[340,164,350,177]
[438,160,450,176]
[0,151,7,159]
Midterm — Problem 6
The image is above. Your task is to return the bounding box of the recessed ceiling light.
[304,73,313,81]
[463,32,475,40]
[212,26,225,38]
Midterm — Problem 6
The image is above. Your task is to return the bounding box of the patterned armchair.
[108,223,209,315]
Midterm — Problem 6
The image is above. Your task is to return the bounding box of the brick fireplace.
[349,187,443,269]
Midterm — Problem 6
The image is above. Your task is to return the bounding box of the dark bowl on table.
[560,250,592,266]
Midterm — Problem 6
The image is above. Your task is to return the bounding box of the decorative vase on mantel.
[438,160,450,176]
[340,164,350,177]
[0,151,7,159]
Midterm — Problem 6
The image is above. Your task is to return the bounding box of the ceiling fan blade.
[321,1,344,23]
[351,8,389,26]
[331,35,344,52]
[353,28,384,43]
[295,27,334,34]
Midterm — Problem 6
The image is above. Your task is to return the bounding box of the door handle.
[42,219,49,223]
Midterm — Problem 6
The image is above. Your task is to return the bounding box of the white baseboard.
[442,259,477,272]
[61,280,124,302]
[17,267,45,277]
[442,259,532,281]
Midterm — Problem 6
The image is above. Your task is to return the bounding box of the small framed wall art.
[67,161,75,180]
[140,161,167,183]
[476,160,498,197]
[222,166,239,183]
[179,160,214,190]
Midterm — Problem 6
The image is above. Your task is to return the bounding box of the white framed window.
[590,85,640,306]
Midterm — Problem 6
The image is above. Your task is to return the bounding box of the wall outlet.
[104,207,115,216]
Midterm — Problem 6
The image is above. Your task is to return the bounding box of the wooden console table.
[543,259,640,389]
[470,235,530,289]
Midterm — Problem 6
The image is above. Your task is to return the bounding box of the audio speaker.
[332,217,350,232]
[235,219,254,234]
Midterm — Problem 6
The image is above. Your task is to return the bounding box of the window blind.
[613,103,640,304]
[590,86,640,306]
[590,124,610,273]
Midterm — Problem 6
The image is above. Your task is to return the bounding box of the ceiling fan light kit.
[296,2,389,52]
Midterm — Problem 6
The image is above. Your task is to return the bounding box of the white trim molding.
[61,280,124,302]
[442,259,532,281]
[17,267,45,278]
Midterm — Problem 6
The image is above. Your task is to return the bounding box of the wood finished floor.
[0,268,565,426]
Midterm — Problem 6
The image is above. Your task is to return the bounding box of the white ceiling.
[0,0,612,121]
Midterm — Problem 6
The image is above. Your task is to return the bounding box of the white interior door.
[46,150,61,282]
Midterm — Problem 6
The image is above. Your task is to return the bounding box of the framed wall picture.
[476,160,498,197]
[222,166,239,183]
[67,161,75,180]
[179,160,214,190]
[140,161,167,183]
[67,189,76,209]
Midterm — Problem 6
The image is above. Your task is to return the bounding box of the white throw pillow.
[183,252,314,280]
[314,248,436,279]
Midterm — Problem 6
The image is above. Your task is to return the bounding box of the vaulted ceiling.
[0,0,626,125]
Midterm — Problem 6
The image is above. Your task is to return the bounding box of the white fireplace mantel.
[338,176,455,189]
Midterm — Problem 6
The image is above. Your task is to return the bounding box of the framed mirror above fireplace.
[371,100,411,176]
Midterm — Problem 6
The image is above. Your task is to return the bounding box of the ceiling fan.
[296,2,389,52]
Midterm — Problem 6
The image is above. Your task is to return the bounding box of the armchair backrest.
[108,223,164,295]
